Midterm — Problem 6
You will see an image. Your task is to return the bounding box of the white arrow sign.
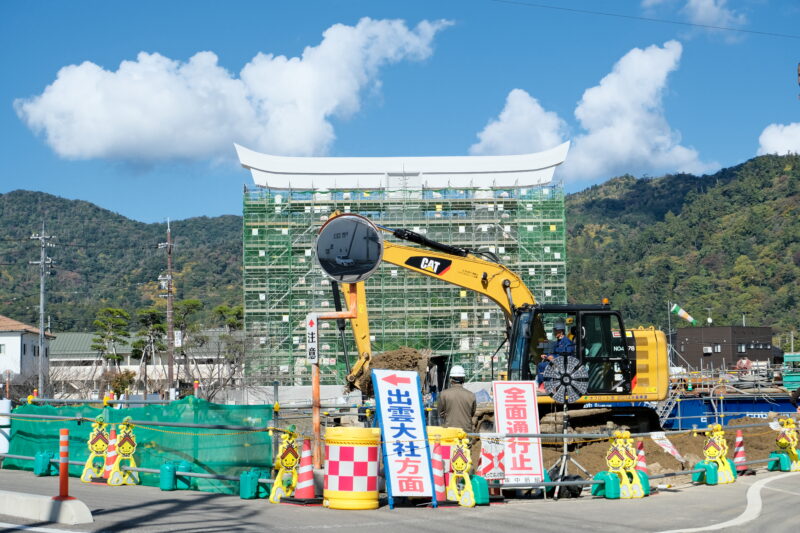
[306,313,319,364]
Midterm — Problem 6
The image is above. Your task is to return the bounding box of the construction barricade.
[591,431,649,499]
[323,427,380,510]
[768,418,800,472]
[3,399,799,510]
[692,424,737,485]
[426,426,462,485]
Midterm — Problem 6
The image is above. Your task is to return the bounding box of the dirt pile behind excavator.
[353,346,428,397]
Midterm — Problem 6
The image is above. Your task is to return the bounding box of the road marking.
[657,472,799,533]
[0,523,81,533]
[761,485,800,497]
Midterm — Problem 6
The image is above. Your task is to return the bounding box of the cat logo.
[405,256,452,275]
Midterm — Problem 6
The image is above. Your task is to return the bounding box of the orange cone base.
[52,496,77,501]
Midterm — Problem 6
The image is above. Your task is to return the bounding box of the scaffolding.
[242,184,567,386]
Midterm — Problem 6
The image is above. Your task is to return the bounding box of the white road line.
[0,522,83,533]
[657,472,799,533]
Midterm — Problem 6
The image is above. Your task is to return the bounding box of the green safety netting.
[3,397,273,494]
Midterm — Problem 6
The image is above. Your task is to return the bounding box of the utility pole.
[29,223,54,397]
[159,220,175,400]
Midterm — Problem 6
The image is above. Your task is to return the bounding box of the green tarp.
[4,397,273,494]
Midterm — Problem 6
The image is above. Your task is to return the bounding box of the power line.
[488,0,800,40]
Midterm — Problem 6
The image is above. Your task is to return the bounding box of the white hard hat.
[450,365,466,378]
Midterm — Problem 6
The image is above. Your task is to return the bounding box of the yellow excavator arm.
[341,235,536,387]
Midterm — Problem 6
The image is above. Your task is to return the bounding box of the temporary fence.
[2,397,274,494]
[1,400,797,506]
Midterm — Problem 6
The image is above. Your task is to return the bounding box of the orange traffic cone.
[635,440,648,475]
[103,427,117,480]
[281,438,322,504]
[733,429,753,475]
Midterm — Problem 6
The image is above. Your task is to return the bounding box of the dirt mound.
[353,346,429,397]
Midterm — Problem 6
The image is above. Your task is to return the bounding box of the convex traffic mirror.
[316,214,383,283]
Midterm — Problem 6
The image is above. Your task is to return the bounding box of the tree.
[108,369,137,397]
[174,299,204,382]
[91,308,130,372]
[212,304,243,333]
[130,307,166,396]
[186,304,246,402]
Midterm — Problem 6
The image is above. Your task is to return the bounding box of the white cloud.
[758,123,800,155]
[640,0,671,8]
[681,0,746,29]
[470,40,717,186]
[15,18,451,161]
[469,89,568,156]
[642,0,747,42]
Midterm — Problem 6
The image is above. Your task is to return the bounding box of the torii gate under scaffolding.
[235,141,571,468]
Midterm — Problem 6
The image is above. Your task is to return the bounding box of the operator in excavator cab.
[537,319,575,391]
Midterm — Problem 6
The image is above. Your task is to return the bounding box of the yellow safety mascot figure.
[702,424,736,484]
[108,418,140,486]
[621,432,647,497]
[81,416,109,482]
[775,418,800,471]
[446,432,475,507]
[269,432,300,503]
[600,431,647,499]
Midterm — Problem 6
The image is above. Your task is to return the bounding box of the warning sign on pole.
[372,369,436,508]
[492,381,544,484]
[305,313,318,364]
[478,434,505,480]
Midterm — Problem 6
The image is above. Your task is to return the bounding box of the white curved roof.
[235,142,570,190]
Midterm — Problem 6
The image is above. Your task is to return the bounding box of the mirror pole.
[312,361,322,469]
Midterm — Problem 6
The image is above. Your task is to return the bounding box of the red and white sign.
[478,434,505,480]
[650,431,686,463]
[492,381,544,484]
[373,369,434,498]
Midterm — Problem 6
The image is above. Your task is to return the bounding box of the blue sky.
[2,1,798,223]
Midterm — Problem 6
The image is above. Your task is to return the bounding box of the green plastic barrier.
[4,397,273,495]
[470,475,490,505]
[239,468,272,499]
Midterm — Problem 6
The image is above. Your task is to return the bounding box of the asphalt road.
[0,469,798,533]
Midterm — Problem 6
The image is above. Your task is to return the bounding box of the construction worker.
[537,320,575,391]
[437,365,476,433]
[550,319,575,358]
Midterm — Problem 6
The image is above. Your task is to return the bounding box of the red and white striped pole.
[294,439,315,499]
[635,440,648,475]
[733,429,747,474]
[193,380,199,397]
[431,442,446,502]
[53,428,75,501]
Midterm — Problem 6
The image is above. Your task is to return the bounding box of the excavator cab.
[508,304,635,396]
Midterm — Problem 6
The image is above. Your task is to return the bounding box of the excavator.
[315,213,670,431]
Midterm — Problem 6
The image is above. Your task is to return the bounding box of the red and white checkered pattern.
[324,444,379,492]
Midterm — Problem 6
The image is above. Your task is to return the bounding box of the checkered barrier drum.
[324,444,379,492]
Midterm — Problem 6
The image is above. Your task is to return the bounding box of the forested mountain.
[0,190,241,330]
[567,153,800,337]
[1,153,798,339]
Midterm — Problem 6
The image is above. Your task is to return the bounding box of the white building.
[0,314,54,380]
